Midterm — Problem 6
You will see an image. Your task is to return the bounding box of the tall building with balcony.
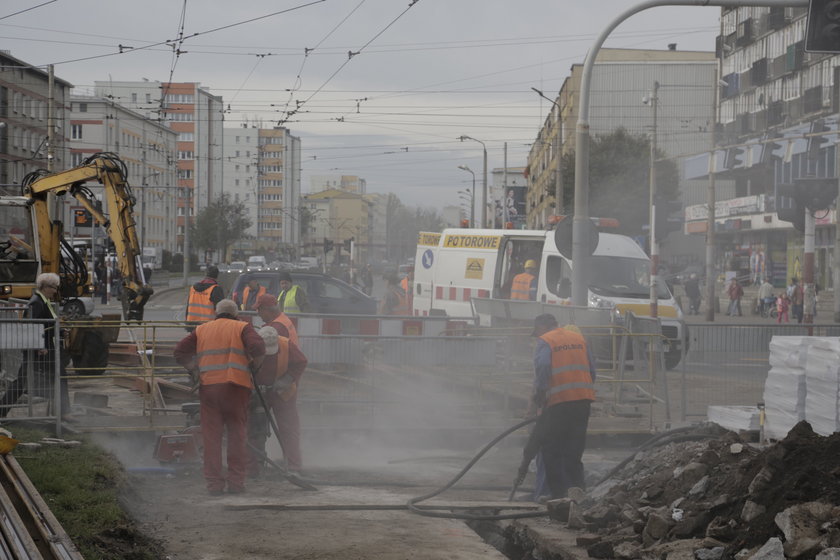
[682,7,839,288]
[68,95,178,253]
[93,80,223,254]
[222,125,301,260]
[526,48,717,265]
[0,51,71,188]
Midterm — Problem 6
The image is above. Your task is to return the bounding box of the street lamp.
[531,87,563,221]
[458,135,487,228]
[457,165,475,228]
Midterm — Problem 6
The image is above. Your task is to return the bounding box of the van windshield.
[588,256,671,299]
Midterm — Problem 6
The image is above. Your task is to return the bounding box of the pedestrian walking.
[684,274,701,315]
[757,278,774,316]
[726,277,743,316]
[776,293,790,323]
[789,278,804,323]
[174,299,266,495]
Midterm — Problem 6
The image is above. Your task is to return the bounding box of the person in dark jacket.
[186,265,225,326]
[0,273,71,419]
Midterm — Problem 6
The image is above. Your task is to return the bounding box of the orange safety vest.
[539,328,595,406]
[187,286,216,323]
[241,285,267,310]
[511,272,535,300]
[271,314,300,347]
[272,336,297,401]
[195,318,253,389]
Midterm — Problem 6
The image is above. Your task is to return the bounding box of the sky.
[2,0,721,211]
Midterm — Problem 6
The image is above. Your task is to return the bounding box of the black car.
[230,271,377,315]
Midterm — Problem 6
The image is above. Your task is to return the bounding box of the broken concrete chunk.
[816,549,840,560]
[748,466,775,496]
[730,443,744,454]
[689,475,710,496]
[586,539,615,559]
[741,500,766,522]
[749,537,785,560]
[613,540,641,559]
[706,516,738,540]
[694,546,724,560]
[644,512,671,541]
[16,442,41,451]
[546,498,571,522]
[567,501,586,529]
[775,502,834,558]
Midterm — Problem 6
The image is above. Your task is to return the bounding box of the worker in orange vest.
[236,277,267,311]
[248,325,308,477]
[400,266,414,312]
[511,259,538,300]
[174,299,266,495]
[380,274,409,315]
[253,294,300,347]
[527,314,596,499]
[186,265,225,326]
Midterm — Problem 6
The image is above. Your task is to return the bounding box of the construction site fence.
[678,322,840,421]
[0,312,62,431]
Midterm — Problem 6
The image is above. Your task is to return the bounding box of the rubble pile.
[574,422,840,559]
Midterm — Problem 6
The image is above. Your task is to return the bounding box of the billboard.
[494,186,526,228]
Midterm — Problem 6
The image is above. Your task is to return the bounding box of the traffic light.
[807,119,831,162]
[724,146,745,170]
[761,135,785,165]
[323,237,334,252]
[653,194,683,243]
[776,183,806,232]
[343,237,354,251]
[805,0,840,53]
[796,177,838,211]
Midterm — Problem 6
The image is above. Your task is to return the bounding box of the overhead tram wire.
[41,0,326,67]
[0,0,57,22]
[278,0,423,125]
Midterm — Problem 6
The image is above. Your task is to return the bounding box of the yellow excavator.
[0,152,153,320]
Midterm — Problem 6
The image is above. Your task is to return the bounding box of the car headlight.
[588,295,615,309]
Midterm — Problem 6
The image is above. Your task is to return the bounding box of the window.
[178,132,194,141]
[178,151,193,160]
[131,93,138,103]
[545,256,572,298]
[235,150,240,157]
[70,152,83,166]
[71,124,83,139]
[235,179,240,186]
[236,136,240,143]
[145,93,151,103]
[178,169,193,179]
[78,103,87,113]
[167,112,194,122]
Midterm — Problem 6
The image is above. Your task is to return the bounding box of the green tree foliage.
[559,127,680,236]
[191,193,252,260]
[385,193,446,262]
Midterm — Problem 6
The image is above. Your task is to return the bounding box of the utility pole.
[834,141,840,322]
[182,188,191,286]
[47,65,55,172]
[648,81,660,318]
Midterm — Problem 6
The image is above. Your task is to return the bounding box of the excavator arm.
[25,153,153,320]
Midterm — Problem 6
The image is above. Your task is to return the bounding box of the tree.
[384,193,446,263]
[191,193,252,262]
[559,127,680,237]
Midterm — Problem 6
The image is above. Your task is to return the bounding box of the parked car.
[230,271,377,315]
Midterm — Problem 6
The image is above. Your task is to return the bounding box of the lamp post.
[646,81,660,318]
[457,165,475,228]
[458,135,487,228]
[531,87,563,221]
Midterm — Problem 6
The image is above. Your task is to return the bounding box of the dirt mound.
[582,421,840,557]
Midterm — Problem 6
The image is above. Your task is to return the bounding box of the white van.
[413,228,686,366]
[247,255,267,271]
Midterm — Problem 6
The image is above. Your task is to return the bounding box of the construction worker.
[253,294,300,347]
[400,266,414,312]
[174,299,265,495]
[277,271,309,314]
[236,277,266,311]
[527,314,596,499]
[379,274,409,315]
[186,265,225,326]
[248,325,308,476]
[511,259,538,300]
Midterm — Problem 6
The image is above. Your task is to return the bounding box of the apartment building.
[68,95,178,253]
[682,7,839,288]
[0,51,71,188]
[222,125,301,259]
[526,48,717,265]
[93,80,223,254]
[309,174,366,194]
[303,188,372,266]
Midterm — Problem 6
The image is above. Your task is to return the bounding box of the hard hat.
[524,259,537,269]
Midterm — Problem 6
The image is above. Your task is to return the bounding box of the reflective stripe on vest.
[539,328,595,406]
[195,318,253,388]
[511,272,535,300]
[278,285,301,313]
[241,285,267,310]
[187,287,216,322]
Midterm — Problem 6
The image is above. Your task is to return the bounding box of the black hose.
[406,416,551,521]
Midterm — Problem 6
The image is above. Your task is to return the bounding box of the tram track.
[0,454,82,560]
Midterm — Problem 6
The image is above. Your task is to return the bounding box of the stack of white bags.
[763,336,840,439]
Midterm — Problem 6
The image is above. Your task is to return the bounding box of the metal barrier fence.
[678,322,840,421]
[0,314,62,430]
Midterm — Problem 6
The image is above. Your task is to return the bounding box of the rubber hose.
[406,416,551,521]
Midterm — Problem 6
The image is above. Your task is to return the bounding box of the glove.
[272,375,294,393]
